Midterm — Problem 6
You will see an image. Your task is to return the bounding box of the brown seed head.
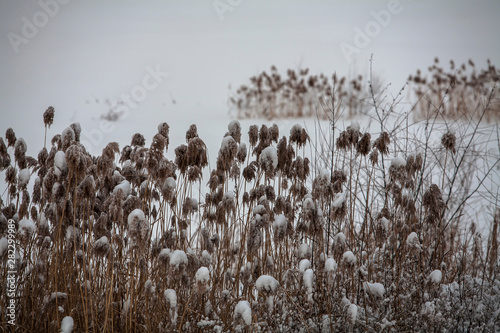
[356,132,371,156]
[158,122,170,138]
[131,133,146,147]
[186,124,198,142]
[269,123,279,142]
[374,132,390,155]
[248,125,259,146]
[441,131,456,154]
[228,120,242,143]
[43,106,55,128]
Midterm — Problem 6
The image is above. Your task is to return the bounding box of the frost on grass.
[234,300,252,326]
[343,251,356,265]
[255,275,279,294]
[60,316,74,333]
[428,270,443,284]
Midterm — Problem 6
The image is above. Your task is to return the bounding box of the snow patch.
[252,204,266,216]
[343,251,356,265]
[349,120,360,132]
[255,275,279,293]
[259,146,278,170]
[234,300,252,326]
[94,236,109,247]
[332,193,345,209]
[406,232,421,249]
[391,155,406,167]
[363,282,385,298]
[298,243,311,259]
[303,269,314,294]
[54,151,67,176]
[220,136,236,151]
[319,168,330,181]
[170,250,188,267]
[18,219,36,237]
[164,289,177,308]
[159,248,171,261]
[299,259,311,273]
[347,304,358,324]
[127,208,145,227]
[334,232,346,247]
[164,177,176,190]
[60,316,74,333]
[196,266,210,284]
[429,270,442,284]
[273,214,287,231]
[303,196,315,210]
[112,180,131,196]
[379,217,390,232]
[18,168,30,188]
[325,258,337,273]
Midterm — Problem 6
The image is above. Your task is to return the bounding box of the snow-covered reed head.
[127,209,149,246]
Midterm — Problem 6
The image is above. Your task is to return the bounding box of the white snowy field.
[1,0,499,223]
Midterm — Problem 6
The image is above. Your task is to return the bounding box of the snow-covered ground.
[1,0,500,153]
[1,0,499,225]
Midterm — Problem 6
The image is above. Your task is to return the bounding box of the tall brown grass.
[408,57,500,122]
[0,73,499,332]
[228,66,377,120]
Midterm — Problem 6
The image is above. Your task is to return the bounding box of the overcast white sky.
[0,0,499,157]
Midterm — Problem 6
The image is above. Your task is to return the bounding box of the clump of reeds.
[408,57,500,122]
[0,73,499,332]
[229,66,374,120]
